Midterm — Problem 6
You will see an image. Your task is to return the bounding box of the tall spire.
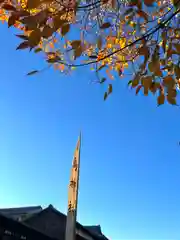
[65,133,81,240]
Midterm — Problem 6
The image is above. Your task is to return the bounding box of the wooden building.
[0,205,109,240]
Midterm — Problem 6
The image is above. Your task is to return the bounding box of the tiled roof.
[0,205,109,240]
[0,206,42,215]
[0,212,58,240]
[84,226,102,235]
[84,225,109,240]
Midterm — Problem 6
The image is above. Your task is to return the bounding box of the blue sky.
[0,23,180,240]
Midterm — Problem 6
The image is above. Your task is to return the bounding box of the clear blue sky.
[0,23,180,240]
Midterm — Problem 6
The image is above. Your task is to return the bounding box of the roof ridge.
[0,206,42,210]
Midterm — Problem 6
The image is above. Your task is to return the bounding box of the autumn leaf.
[167,95,177,105]
[174,65,180,79]
[167,89,177,98]
[139,46,149,55]
[163,76,174,86]
[42,26,54,39]
[173,43,180,54]
[27,0,41,9]
[28,29,41,47]
[34,48,42,53]
[108,84,112,95]
[97,37,102,49]
[136,85,142,95]
[131,74,140,88]
[104,92,108,101]
[8,14,19,27]
[144,0,155,6]
[61,24,70,36]
[137,10,148,22]
[21,16,37,30]
[74,47,82,59]
[100,22,111,29]
[27,70,39,76]
[53,17,67,31]
[157,93,165,106]
[161,31,167,53]
[16,41,30,50]
[15,34,29,40]
[148,61,160,74]
[71,40,81,49]
[47,56,61,63]
[2,4,16,11]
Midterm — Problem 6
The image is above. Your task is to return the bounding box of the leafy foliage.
[0,0,180,105]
